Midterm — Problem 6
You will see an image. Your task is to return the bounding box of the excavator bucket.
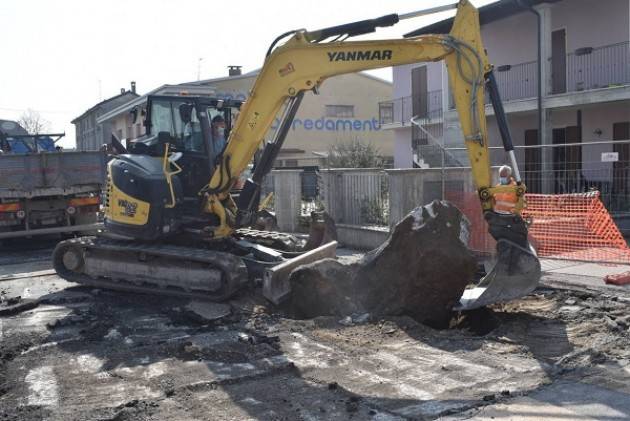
[456,212,541,310]
[303,210,337,251]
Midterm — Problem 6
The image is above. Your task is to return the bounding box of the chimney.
[120,88,125,94]
[228,65,242,77]
[131,81,137,94]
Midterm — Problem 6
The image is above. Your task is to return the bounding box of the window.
[149,99,204,153]
[325,105,354,118]
[379,103,393,125]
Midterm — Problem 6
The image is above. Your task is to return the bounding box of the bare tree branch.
[17,109,51,134]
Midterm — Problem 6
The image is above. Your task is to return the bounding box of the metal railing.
[566,41,630,93]
[318,169,389,226]
[493,61,538,101]
[446,41,630,109]
[268,139,630,240]
[433,139,630,215]
[379,90,443,126]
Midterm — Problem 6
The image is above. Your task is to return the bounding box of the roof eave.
[404,0,559,38]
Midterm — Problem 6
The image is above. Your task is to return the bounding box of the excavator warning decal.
[327,50,392,62]
[247,112,260,130]
[279,62,295,77]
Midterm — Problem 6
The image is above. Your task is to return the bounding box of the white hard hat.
[499,165,512,175]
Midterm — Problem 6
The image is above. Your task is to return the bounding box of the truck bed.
[0,151,106,198]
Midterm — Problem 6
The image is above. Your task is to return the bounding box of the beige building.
[97,67,393,167]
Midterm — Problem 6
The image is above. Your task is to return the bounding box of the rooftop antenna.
[197,58,204,81]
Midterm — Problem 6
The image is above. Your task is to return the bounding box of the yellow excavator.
[53,0,540,310]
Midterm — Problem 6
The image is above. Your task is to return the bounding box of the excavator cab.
[130,95,241,194]
[101,95,243,240]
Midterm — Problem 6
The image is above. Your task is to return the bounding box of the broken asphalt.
[1,239,630,420]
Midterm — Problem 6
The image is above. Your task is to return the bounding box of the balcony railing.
[379,90,443,126]
[494,61,538,101]
[447,41,630,109]
[565,41,630,93]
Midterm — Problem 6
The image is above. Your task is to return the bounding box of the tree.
[18,109,51,134]
[326,138,384,168]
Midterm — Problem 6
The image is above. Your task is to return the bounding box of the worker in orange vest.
[493,165,518,214]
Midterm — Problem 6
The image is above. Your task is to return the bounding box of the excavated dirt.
[285,201,477,327]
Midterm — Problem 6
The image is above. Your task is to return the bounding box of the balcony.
[379,90,443,128]
[565,41,630,93]
[447,41,630,109]
[494,61,538,101]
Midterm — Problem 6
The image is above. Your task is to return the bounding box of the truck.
[0,119,106,242]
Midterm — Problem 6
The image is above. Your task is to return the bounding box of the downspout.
[516,0,543,147]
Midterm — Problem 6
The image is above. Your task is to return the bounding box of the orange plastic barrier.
[445,191,630,264]
[523,192,630,264]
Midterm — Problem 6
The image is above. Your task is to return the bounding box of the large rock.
[285,201,477,327]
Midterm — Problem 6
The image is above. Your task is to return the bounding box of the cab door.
[177,106,212,197]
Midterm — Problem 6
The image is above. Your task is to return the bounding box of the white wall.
[394,127,413,168]
[392,62,442,99]
[481,11,538,66]
[552,0,629,51]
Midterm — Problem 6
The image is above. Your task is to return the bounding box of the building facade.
[71,82,138,151]
[189,69,394,167]
[381,0,630,211]
[97,68,393,167]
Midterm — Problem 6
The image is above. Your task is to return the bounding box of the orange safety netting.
[445,191,630,264]
[523,192,630,264]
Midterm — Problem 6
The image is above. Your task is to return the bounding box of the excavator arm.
[202,0,514,227]
[202,0,540,309]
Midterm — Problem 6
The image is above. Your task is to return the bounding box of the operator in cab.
[493,165,518,214]
[211,115,227,154]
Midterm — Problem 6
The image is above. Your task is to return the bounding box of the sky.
[0,0,496,148]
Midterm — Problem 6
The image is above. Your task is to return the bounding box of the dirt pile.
[285,200,477,327]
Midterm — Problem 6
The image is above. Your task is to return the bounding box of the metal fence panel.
[319,169,388,226]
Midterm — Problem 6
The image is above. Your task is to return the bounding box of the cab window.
[150,99,205,153]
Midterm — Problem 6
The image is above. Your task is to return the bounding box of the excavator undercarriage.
[53,214,338,301]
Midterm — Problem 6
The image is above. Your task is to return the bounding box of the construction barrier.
[447,191,630,264]
[523,192,630,264]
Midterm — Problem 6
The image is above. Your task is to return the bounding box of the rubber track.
[53,236,248,301]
